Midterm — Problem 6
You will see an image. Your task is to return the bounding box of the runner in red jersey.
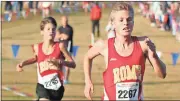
[16,17,76,101]
[83,3,166,100]
[102,36,145,100]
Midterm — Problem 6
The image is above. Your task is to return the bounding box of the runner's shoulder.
[136,36,149,43]
[136,36,149,52]
[94,38,108,49]
[136,36,147,40]
[32,43,39,55]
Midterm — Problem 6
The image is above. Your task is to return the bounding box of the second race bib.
[42,73,61,90]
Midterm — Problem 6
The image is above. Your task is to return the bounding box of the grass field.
[2,4,180,100]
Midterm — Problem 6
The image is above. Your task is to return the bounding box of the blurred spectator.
[105,21,115,39]
[154,2,163,29]
[90,2,101,37]
[56,16,74,84]
[59,1,72,14]
[18,1,26,18]
[138,2,144,13]
[82,1,91,13]
[4,1,12,13]
[138,1,180,42]
[29,1,38,15]
[160,1,170,31]
[61,1,69,7]
[173,3,180,41]
[4,1,12,21]
[12,2,18,13]
[142,2,149,18]
[148,2,156,27]
[40,2,52,18]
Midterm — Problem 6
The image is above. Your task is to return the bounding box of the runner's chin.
[121,31,131,36]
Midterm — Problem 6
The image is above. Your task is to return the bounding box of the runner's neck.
[114,35,133,50]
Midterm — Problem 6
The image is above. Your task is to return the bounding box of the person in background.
[160,1,170,31]
[105,21,115,39]
[18,1,26,18]
[82,1,90,14]
[56,16,74,84]
[90,2,102,37]
[173,3,180,41]
[29,1,38,15]
[40,2,52,18]
[4,1,13,21]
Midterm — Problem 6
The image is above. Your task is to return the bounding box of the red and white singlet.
[33,42,63,90]
[102,36,145,100]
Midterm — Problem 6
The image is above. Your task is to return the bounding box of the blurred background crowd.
[2,1,111,20]
[138,1,180,41]
[1,1,180,42]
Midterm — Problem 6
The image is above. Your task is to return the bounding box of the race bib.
[42,73,61,90]
[116,82,139,100]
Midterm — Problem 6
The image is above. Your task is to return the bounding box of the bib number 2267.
[118,89,137,99]
[116,82,139,100]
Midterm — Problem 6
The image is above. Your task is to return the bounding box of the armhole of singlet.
[54,42,58,51]
[56,42,61,54]
[38,43,42,56]
[36,43,41,76]
[31,44,35,54]
[57,42,63,59]
[32,43,39,56]
[107,38,113,65]
[107,39,110,64]
[133,36,140,54]
[134,36,146,58]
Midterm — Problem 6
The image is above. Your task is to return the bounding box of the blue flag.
[11,44,20,58]
[72,46,79,58]
[171,53,179,66]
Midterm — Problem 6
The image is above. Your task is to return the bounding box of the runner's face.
[42,23,56,41]
[112,10,134,36]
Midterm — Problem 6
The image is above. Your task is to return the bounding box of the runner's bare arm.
[61,33,69,40]
[21,57,37,66]
[20,44,38,67]
[16,44,38,72]
[141,36,166,79]
[84,39,106,84]
[56,30,69,40]
[84,39,107,100]
[59,43,76,68]
[60,33,69,48]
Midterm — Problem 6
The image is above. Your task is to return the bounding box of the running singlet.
[102,36,146,100]
[33,42,63,90]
